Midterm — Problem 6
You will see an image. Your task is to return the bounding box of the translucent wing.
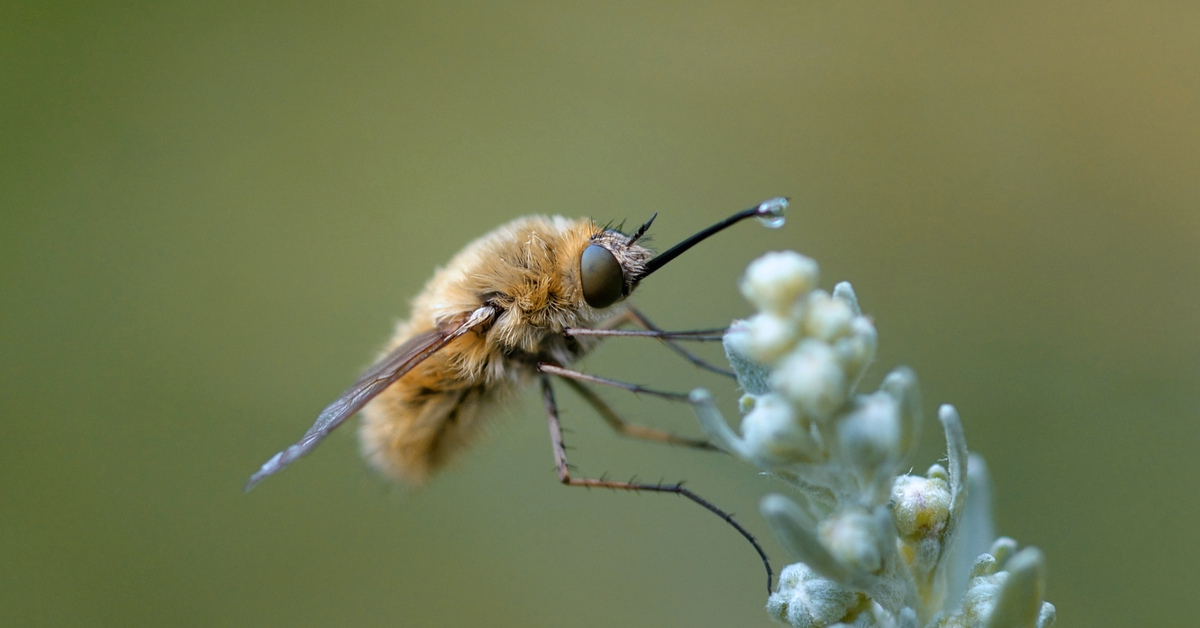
[244,306,494,491]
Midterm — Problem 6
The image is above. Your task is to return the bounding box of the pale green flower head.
[695,251,1055,628]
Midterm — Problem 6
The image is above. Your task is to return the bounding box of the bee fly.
[247,198,789,591]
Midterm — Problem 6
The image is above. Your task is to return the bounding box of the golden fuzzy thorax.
[359,215,655,484]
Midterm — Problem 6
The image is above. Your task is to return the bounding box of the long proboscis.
[639,197,788,279]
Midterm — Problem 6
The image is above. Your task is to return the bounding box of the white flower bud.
[891,474,952,543]
[970,552,999,579]
[959,571,1003,626]
[771,340,846,419]
[711,250,1052,627]
[802,291,855,342]
[832,281,861,315]
[833,317,877,388]
[988,537,1018,570]
[766,563,861,628]
[728,312,798,365]
[955,545,1056,628]
[740,251,820,315]
[724,320,773,394]
[818,508,884,574]
[925,463,948,482]
[740,393,820,465]
[836,392,902,473]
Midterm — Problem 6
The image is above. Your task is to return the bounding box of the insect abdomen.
[357,328,517,485]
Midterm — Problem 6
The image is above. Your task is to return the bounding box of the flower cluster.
[691,251,1055,628]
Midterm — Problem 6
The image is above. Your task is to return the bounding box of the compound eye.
[580,245,625,308]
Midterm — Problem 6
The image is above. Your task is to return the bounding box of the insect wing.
[245,322,467,491]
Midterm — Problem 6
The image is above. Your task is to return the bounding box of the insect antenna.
[628,212,657,244]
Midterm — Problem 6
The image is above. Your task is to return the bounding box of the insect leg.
[582,309,726,340]
[625,306,736,378]
[592,307,639,331]
[539,374,773,594]
[536,363,689,400]
[562,328,726,340]
[567,308,735,377]
[558,377,719,452]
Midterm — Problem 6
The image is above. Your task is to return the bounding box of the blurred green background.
[3,2,1197,626]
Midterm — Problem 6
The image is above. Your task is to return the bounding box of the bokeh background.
[4,2,1198,626]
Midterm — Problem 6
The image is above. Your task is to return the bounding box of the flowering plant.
[693,251,1055,628]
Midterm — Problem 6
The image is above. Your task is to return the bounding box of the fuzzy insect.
[246,198,788,591]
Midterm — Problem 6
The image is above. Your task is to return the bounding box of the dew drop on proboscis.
[754,197,788,229]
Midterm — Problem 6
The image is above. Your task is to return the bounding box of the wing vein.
[244,306,495,491]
